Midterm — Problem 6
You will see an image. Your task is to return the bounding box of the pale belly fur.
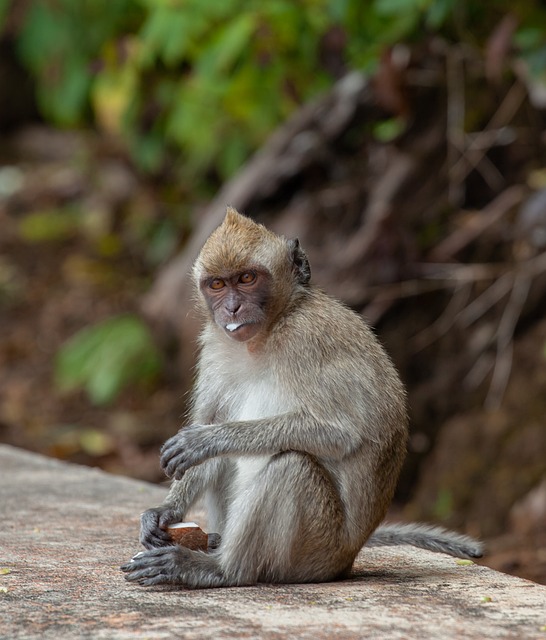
[235,456,271,493]
[231,380,286,493]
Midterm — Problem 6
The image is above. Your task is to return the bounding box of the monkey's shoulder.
[278,289,382,356]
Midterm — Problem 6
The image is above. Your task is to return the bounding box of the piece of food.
[167,522,220,551]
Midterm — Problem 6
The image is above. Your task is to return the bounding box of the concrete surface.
[0,444,545,639]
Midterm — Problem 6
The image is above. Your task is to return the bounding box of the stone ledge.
[1,444,545,639]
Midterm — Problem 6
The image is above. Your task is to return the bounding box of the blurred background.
[1,0,545,583]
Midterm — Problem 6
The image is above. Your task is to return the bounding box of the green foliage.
[372,118,406,142]
[18,208,82,243]
[7,0,546,189]
[433,488,454,520]
[123,0,336,177]
[515,25,546,79]
[15,0,141,126]
[0,0,9,29]
[55,315,161,406]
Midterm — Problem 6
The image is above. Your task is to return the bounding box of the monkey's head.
[193,207,311,342]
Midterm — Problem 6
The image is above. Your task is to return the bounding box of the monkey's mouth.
[223,321,260,341]
[225,322,244,332]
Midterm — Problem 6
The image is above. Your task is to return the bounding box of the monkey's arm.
[160,412,364,479]
[140,459,221,548]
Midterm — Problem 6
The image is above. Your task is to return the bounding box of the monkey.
[121,207,482,588]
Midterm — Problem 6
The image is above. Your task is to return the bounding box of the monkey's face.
[199,269,271,342]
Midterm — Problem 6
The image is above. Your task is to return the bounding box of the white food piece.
[226,323,242,332]
[168,522,199,529]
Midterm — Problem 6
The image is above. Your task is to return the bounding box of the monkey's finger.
[121,563,160,578]
[121,563,162,580]
[162,454,190,478]
[160,432,180,448]
[158,510,176,528]
[130,572,174,587]
[159,437,182,460]
[127,546,181,568]
[140,510,175,547]
[141,528,171,544]
[159,445,185,471]
[120,553,157,572]
[120,553,158,573]
[141,530,172,549]
[130,547,172,567]
[123,567,170,584]
[138,575,173,586]
[159,447,179,470]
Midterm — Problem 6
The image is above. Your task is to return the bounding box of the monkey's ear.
[288,238,311,285]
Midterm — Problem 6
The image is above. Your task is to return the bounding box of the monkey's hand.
[161,424,215,479]
[140,506,180,550]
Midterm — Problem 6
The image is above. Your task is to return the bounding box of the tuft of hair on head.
[220,206,275,244]
[223,206,252,227]
[194,207,290,282]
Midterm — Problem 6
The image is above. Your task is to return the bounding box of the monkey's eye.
[239,272,256,285]
[209,278,225,290]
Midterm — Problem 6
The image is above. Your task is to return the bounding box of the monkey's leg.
[218,452,357,585]
[122,452,355,588]
[138,461,217,549]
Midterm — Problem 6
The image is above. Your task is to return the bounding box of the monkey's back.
[271,288,407,435]
[268,287,408,545]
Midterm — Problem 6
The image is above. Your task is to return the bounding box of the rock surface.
[1,444,545,639]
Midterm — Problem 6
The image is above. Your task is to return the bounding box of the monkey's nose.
[225,302,241,314]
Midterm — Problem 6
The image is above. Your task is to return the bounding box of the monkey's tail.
[366,523,483,559]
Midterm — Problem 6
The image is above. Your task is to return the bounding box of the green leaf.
[515,27,545,51]
[0,0,10,30]
[433,488,454,520]
[44,55,92,125]
[139,4,209,67]
[373,118,406,142]
[523,46,546,78]
[16,0,140,125]
[18,209,81,243]
[79,429,116,456]
[145,220,179,265]
[55,315,161,405]
[374,0,427,17]
[426,0,456,30]
[197,13,256,76]
[218,134,251,180]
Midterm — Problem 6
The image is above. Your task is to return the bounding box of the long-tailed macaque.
[121,207,482,588]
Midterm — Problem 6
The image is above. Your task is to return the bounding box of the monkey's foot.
[121,545,226,588]
[121,546,187,586]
